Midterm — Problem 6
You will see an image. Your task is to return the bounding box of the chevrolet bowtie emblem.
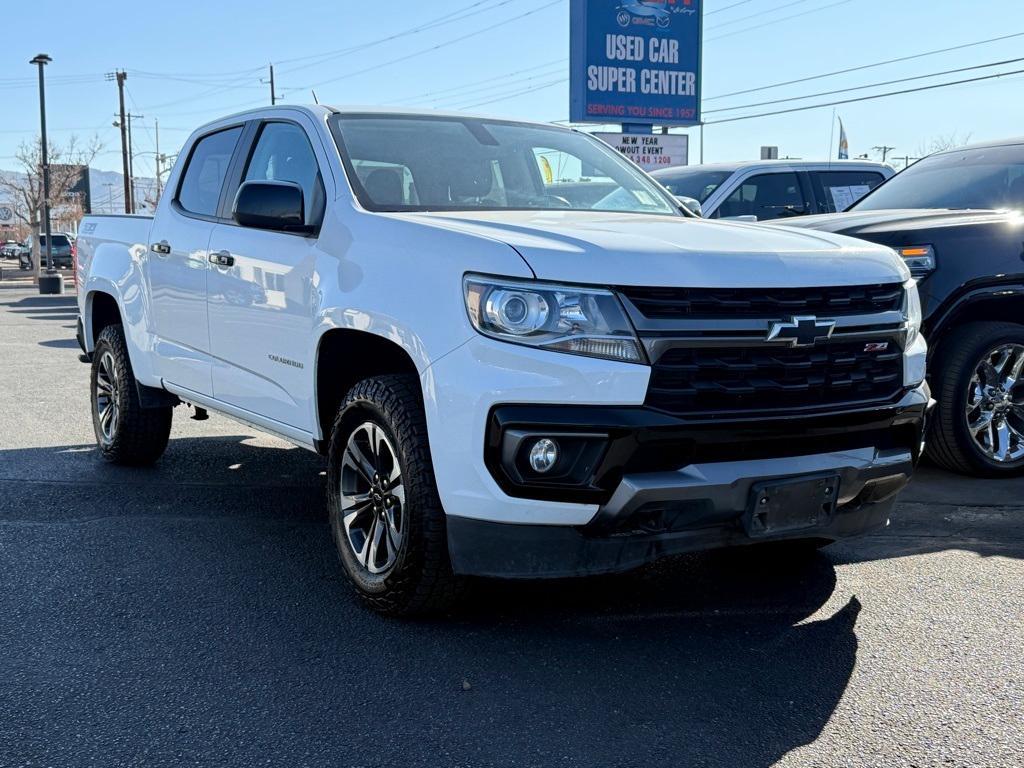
[766,316,836,347]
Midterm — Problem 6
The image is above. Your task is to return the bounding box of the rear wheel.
[928,321,1024,476]
[90,324,173,466]
[327,375,462,616]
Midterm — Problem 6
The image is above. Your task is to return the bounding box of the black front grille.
[622,284,903,319]
[647,339,904,416]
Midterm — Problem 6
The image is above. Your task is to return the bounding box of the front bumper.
[445,383,929,579]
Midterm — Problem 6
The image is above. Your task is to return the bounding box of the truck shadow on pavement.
[0,436,858,767]
[0,435,1017,766]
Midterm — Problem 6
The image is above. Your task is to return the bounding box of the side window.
[243,122,325,226]
[714,172,805,220]
[177,127,243,217]
[812,171,886,213]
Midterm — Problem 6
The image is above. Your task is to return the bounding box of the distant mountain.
[89,169,159,214]
[0,167,159,218]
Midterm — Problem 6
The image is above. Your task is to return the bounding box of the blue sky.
[1,0,1022,175]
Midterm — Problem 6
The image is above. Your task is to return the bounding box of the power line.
[703,66,1024,126]
[277,0,517,75]
[706,0,763,16]
[707,0,854,41]
[427,65,568,107]
[705,30,1024,102]
[457,77,567,110]
[402,58,567,104]
[300,0,564,92]
[705,56,1024,115]
[706,0,812,31]
[135,0,560,114]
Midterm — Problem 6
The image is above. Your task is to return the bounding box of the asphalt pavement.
[0,289,1021,768]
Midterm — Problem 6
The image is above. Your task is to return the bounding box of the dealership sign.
[570,0,702,127]
[595,132,688,170]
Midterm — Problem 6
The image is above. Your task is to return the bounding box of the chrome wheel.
[95,351,120,444]
[965,343,1024,463]
[340,422,405,575]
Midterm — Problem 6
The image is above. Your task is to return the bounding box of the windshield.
[651,168,733,203]
[329,114,679,216]
[854,144,1024,212]
[38,235,70,247]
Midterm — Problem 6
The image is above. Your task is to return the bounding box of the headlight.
[902,279,922,347]
[463,275,645,364]
[896,245,935,279]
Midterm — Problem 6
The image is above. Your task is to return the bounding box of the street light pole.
[31,53,62,295]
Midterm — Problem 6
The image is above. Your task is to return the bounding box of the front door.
[206,119,325,431]
[147,125,244,395]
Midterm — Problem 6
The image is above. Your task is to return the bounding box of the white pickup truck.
[76,105,929,614]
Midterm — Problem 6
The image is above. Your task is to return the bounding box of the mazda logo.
[766,316,836,347]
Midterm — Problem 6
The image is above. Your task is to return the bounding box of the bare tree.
[0,135,100,278]
[917,131,973,158]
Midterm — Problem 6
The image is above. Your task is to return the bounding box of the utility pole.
[154,117,162,203]
[269,63,277,105]
[125,113,142,212]
[106,70,131,214]
[873,145,896,163]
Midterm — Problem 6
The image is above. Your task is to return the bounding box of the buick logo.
[766,316,836,347]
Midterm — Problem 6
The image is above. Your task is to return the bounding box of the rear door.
[146,124,246,396]
[205,117,327,431]
[809,169,888,214]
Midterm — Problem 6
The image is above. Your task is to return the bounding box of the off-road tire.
[327,374,462,616]
[90,324,173,466]
[928,321,1024,476]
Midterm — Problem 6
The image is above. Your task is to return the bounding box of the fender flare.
[928,281,1024,343]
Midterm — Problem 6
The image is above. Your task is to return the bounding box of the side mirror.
[675,195,703,217]
[232,180,314,234]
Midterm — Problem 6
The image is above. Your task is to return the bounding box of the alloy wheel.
[95,351,120,444]
[340,422,406,575]
[965,343,1024,463]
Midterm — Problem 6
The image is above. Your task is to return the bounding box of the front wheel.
[90,324,173,465]
[928,321,1024,476]
[327,375,461,615]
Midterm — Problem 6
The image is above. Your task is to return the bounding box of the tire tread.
[328,374,462,616]
[928,321,1024,476]
[92,324,172,466]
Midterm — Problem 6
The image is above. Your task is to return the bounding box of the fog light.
[528,438,559,473]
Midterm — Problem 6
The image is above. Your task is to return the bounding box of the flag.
[838,118,849,160]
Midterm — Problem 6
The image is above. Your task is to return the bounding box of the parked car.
[652,160,894,221]
[17,233,74,270]
[777,137,1024,476]
[0,240,20,259]
[75,106,928,614]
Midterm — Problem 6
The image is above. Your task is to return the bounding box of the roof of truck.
[205,104,574,133]
[652,159,894,177]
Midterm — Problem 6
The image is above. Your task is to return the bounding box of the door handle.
[209,250,235,268]
[151,240,171,256]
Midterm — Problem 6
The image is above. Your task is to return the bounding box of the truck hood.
[397,210,909,287]
[772,208,1022,237]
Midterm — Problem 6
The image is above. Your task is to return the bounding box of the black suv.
[779,138,1024,476]
[18,233,74,270]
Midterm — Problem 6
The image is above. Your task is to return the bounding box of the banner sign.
[595,132,688,170]
[570,0,702,127]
